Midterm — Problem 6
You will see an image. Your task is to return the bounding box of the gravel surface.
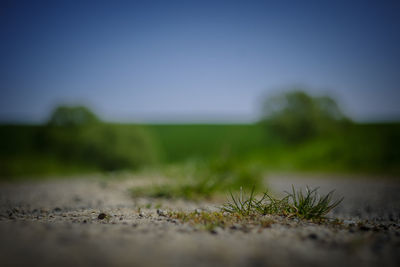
[0,174,399,267]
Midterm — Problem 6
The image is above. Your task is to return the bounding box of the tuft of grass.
[167,186,342,231]
[222,185,343,221]
[221,186,257,216]
[286,185,343,220]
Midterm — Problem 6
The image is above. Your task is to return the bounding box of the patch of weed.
[286,186,343,220]
[167,186,342,231]
[222,185,343,221]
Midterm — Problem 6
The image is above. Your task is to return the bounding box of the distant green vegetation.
[48,105,100,126]
[147,124,267,162]
[256,123,400,174]
[146,122,400,175]
[1,121,400,178]
[146,90,400,175]
[260,90,350,143]
[1,91,400,179]
[0,106,158,178]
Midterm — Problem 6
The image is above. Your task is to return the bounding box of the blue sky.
[0,0,399,123]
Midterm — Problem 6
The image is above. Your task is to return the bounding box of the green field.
[1,122,399,178]
[147,124,268,162]
[149,123,400,174]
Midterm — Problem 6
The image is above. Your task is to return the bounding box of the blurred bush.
[48,105,100,126]
[37,124,157,172]
[36,105,158,171]
[0,105,158,177]
[261,90,351,143]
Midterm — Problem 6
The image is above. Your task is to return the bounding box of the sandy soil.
[0,173,399,267]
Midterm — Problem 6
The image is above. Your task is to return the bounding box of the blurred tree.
[261,89,350,143]
[37,105,158,171]
[48,105,100,126]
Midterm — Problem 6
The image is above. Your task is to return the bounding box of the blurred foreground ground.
[0,174,399,267]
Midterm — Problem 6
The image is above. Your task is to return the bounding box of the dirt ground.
[0,173,399,267]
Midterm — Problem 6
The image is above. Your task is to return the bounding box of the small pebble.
[210,229,218,235]
[157,209,166,217]
[98,213,107,220]
[343,220,356,225]
[379,224,389,230]
[359,225,371,231]
[230,224,241,230]
[308,233,318,240]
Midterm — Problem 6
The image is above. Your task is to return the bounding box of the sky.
[0,0,399,123]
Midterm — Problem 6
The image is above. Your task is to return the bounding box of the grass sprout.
[222,185,343,220]
[286,185,343,220]
[221,186,257,216]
